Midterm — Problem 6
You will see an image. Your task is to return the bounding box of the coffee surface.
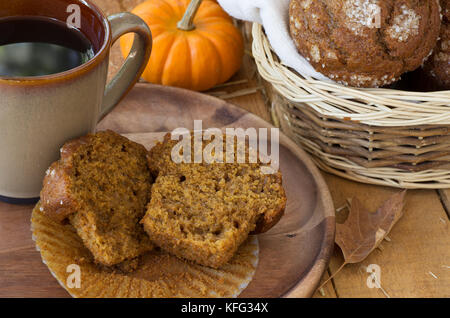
[0,17,94,77]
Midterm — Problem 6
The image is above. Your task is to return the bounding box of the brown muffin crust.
[40,130,153,266]
[289,0,441,87]
[142,133,286,268]
[424,0,450,89]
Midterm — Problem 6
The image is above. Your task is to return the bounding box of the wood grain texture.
[312,271,338,298]
[437,189,450,220]
[0,202,69,297]
[324,173,450,298]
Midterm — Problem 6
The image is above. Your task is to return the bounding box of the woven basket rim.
[251,23,450,127]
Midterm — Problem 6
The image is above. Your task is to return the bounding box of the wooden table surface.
[0,0,448,298]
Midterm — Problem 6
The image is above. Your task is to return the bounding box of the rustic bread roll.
[40,130,153,266]
[142,133,286,269]
[424,0,450,89]
[289,0,441,87]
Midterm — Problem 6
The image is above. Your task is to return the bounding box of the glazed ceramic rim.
[0,0,112,85]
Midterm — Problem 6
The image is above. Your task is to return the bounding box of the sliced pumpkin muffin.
[142,133,286,269]
[39,130,153,266]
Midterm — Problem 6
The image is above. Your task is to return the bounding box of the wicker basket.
[251,23,450,189]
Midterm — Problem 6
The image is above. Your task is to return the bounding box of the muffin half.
[39,130,153,266]
[142,133,286,268]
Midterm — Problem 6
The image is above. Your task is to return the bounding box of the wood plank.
[0,201,69,297]
[312,271,338,298]
[323,173,450,298]
[437,189,450,220]
[0,247,69,298]
[0,203,34,252]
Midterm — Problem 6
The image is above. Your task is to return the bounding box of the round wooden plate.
[97,83,336,298]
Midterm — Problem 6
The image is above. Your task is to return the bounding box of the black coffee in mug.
[0,17,95,77]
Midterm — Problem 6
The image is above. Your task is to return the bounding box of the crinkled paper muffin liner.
[31,203,258,298]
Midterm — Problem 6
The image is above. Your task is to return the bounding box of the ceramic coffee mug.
[0,0,152,203]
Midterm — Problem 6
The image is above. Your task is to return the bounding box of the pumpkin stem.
[177,0,202,31]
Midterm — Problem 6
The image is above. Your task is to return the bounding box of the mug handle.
[99,12,152,121]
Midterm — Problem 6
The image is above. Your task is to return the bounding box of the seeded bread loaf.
[142,133,286,268]
[40,130,153,266]
[289,0,441,87]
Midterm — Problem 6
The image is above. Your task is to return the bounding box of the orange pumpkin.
[120,0,244,91]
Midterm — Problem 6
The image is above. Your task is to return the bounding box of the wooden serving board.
[0,84,335,298]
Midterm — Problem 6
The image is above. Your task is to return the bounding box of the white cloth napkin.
[217,0,329,81]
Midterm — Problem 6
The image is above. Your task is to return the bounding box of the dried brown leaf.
[336,190,406,264]
[318,191,406,292]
